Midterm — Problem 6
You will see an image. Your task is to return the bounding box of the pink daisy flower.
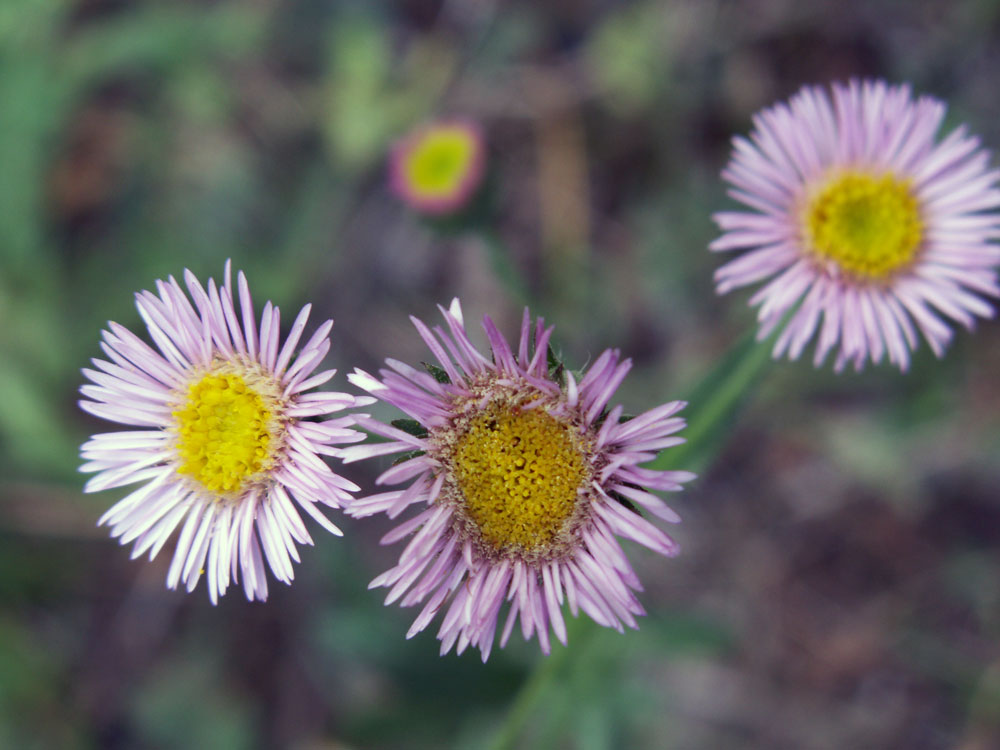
[79,262,371,603]
[713,79,1000,371]
[388,120,486,215]
[343,300,694,661]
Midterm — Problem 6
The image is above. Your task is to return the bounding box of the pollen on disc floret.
[173,369,281,496]
[804,170,923,279]
[79,261,372,603]
[342,299,695,661]
[712,79,1000,372]
[442,385,593,564]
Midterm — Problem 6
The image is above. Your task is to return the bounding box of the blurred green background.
[3,0,1000,747]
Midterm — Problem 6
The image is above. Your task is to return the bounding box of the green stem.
[478,228,532,309]
[485,332,777,748]
[650,330,775,473]
[486,619,596,750]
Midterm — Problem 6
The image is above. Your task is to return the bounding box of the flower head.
[344,300,694,660]
[389,120,486,215]
[79,262,371,603]
[713,79,1000,371]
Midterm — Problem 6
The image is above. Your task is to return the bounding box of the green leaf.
[392,449,426,466]
[391,419,429,438]
[422,362,451,384]
[0,355,78,477]
[321,13,396,170]
[61,4,263,94]
[606,490,640,515]
[545,344,566,385]
[586,2,670,115]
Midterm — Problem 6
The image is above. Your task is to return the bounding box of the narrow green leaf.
[423,362,451,384]
[392,449,426,466]
[545,344,567,386]
[391,419,429,438]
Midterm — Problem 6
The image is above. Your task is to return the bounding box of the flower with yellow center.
[389,120,485,215]
[713,79,1000,371]
[80,262,371,603]
[343,300,694,660]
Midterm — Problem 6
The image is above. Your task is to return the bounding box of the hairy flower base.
[344,300,694,660]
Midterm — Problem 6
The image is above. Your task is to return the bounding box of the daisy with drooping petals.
[343,300,694,661]
[389,120,486,215]
[713,79,1000,371]
[80,262,371,603]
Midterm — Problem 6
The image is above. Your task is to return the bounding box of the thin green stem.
[650,330,775,473]
[478,228,532,309]
[486,619,596,750]
[485,332,777,748]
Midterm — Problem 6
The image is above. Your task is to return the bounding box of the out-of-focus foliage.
[2,0,1000,748]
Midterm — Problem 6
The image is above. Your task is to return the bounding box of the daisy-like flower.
[344,300,694,660]
[79,262,370,603]
[389,119,486,215]
[713,79,1000,371]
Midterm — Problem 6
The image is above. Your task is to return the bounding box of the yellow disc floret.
[173,372,277,496]
[450,402,589,557]
[804,171,923,279]
[404,127,477,199]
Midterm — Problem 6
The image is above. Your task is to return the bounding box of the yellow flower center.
[804,171,923,279]
[404,127,477,199]
[173,371,278,496]
[450,402,590,557]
